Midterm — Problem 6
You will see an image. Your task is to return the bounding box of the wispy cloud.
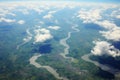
[17,20,25,24]
[0,17,16,23]
[43,10,57,19]
[48,26,60,30]
[43,14,53,19]
[23,29,32,42]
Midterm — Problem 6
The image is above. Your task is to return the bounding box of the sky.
[0,0,120,3]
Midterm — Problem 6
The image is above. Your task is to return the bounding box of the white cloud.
[111,9,120,19]
[48,11,56,14]
[0,17,15,23]
[43,14,52,19]
[33,8,43,14]
[91,41,120,57]
[18,9,29,15]
[77,8,120,42]
[34,28,53,43]
[78,6,120,57]
[116,15,120,19]
[17,20,25,24]
[8,13,16,16]
[23,36,32,42]
[43,10,57,19]
[95,20,117,30]
[94,20,120,41]
[48,26,60,30]
[23,29,32,42]
[0,8,16,17]
[100,27,120,41]
[77,9,102,23]
[39,21,44,25]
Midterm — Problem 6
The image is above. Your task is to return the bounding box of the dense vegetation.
[0,4,119,80]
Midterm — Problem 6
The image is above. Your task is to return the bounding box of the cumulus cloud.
[77,9,102,23]
[33,8,43,14]
[43,10,56,19]
[95,20,120,41]
[111,9,120,19]
[34,28,53,43]
[43,14,53,19]
[76,5,120,27]
[76,5,120,57]
[18,9,29,15]
[95,20,117,30]
[17,20,25,24]
[77,7,120,42]
[100,27,120,41]
[91,41,120,57]
[0,7,16,17]
[48,26,60,30]
[0,17,15,23]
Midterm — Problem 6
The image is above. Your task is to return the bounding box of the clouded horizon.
[0,0,120,3]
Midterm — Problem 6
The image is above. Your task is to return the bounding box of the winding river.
[16,29,32,50]
[17,28,69,79]
[29,54,68,80]
[29,24,120,79]
[81,53,120,78]
[29,25,80,80]
[68,24,120,78]
[60,25,80,62]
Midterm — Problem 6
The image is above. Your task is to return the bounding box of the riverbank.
[81,53,120,78]
[29,54,68,80]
